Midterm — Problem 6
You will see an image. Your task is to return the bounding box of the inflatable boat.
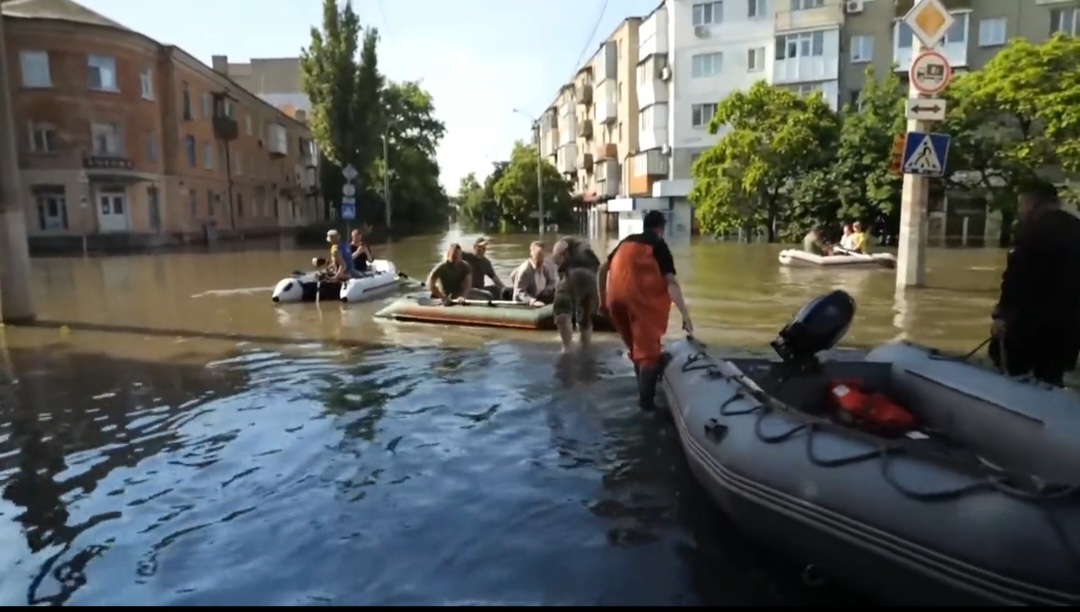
[375,291,616,331]
[271,259,401,303]
[660,291,1080,606]
[779,249,896,269]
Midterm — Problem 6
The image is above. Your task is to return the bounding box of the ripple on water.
[0,340,868,606]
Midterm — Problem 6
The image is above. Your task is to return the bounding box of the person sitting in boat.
[427,243,473,304]
[310,229,350,282]
[349,229,374,274]
[550,236,602,353]
[461,237,508,300]
[849,222,869,254]
[838,224,856,251]
[803,228,833,256]
[510,241,557,306]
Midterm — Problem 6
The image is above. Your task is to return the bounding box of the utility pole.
[534,121,544,236]
[382,132,391,232]
[0,13,36,323]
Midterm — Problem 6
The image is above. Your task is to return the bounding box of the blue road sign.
[902,131,950,177]
[341,196,356,220]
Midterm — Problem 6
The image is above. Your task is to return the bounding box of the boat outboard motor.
[771,290,856,369]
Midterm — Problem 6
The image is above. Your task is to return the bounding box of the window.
[27,122,58,153]
[203,142,213,169]
[223,100,235,118]
[748,0,766,18]
[691,52,723,78]
[90,122,123,155]
[691,103,717,128]
[87,55,118,91]
[1050,8,1078,36]
[747,47,765,71]
[19,51,51,88]
[978,17,1006,47]
[182,82,192,120]
[793,0,823,9]
[34,187,68,231]
[201,93,211,118]
[775,31,825,60]
[139,68,154,100]
[184,135,196,167]
[792,82,824,98]
[189,189,198,218]
[850,35,873,63]
[146,132,158,162]
[245,115,252,136]
[692,1,723,26]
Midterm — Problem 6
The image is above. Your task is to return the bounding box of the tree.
[829,65,906,226]
[691,81,840,241]
[940,36,1080,244]
[300,0,448,234]
[491,142,573,229]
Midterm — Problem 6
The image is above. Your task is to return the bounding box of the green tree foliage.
[300,0,446,233]
[690,81,840,241]
[491,142,573,230]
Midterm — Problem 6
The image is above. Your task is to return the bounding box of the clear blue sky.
[78,0,661,195]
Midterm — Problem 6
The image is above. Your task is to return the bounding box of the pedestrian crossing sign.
[902,131,950,177]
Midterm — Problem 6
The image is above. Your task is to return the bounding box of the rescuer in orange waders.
[597,211,693,411]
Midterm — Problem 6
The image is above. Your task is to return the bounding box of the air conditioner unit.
[693,25,710,38]
[659,66,672,81]
[844,0,864,13]
[660,144,672,156]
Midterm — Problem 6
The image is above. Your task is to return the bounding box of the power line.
[567,0,610,84]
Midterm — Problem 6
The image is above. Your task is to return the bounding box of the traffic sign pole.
[898,39,933,289]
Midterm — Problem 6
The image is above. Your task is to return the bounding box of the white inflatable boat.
[271,259,401,304]
[779,249,896,269]
[660,290,1080,606]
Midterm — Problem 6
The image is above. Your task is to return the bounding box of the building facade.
[3,0,320,249]
[212,55,312,116]
[540,0,1075,241]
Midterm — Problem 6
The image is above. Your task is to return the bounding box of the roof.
[2,0,308,130]
[1,0,129,30]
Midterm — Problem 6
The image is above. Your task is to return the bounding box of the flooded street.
[0,230,1006,605]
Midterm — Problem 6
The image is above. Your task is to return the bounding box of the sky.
[77,0,661,196]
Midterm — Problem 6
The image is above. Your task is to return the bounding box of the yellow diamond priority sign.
[903,0,955,49]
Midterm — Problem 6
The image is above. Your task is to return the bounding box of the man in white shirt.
[510,241,557,306]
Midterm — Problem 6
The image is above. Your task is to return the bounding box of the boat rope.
[677,349,1080,571]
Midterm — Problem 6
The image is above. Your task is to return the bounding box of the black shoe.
[637,353,673,412]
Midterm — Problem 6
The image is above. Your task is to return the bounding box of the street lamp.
[512,108,544,236]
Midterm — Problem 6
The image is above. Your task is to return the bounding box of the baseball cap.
[643,211,667,230]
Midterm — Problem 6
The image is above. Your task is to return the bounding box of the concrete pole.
[896,39,930,289]
[0,14,36,323]
[534,121,544,236]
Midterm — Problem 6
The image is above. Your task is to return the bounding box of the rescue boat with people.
[778,249,896,268]
[660,289,1080,606]
[375,291,616,331]
[271,259,402,303]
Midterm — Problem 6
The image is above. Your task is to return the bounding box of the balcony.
[775,1,844,33]
[213,116,238,141]
[577,120,593,140]
[596,159,620,198]
[576,83,593,106]
[599,40,618,81]
[540,129,560,157]
[577,152,594,171]
[638,104,668,151]
[638,6,668,60]
[557,143,577,174]
[594,82,617,125]
[595,143,617,160]
[628,150,668,197]
[266,123,288,158]
[82,155,133,171]
[638,77,668,109]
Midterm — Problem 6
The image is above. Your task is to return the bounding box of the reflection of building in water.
[0,344,248,604]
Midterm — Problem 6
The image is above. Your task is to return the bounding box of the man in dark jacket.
[990,182,1080,385]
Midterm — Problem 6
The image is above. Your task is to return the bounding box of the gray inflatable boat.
[660,292,1080,606]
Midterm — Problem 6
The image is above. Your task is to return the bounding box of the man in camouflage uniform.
[550,236,601,353]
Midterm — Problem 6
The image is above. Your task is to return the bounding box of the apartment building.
[4,0,320,249]
[212,55,312,116]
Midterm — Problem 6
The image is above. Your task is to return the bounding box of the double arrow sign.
[906,98,947,121]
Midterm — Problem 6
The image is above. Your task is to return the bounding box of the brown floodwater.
[0,229,1006,605]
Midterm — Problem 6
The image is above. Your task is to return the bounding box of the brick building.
[2,0,321,248]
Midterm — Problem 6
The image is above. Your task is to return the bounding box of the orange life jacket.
[827,379,918,436]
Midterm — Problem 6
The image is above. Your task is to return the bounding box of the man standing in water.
[598,211,693,411]
[550,236,602,353]
[990,182,1080,386]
